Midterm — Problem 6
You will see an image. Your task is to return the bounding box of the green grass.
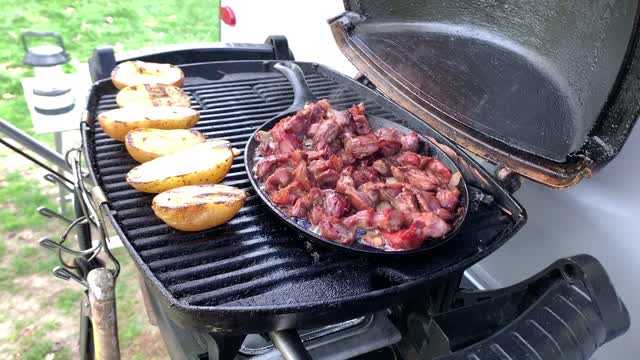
[53,289,82,315]
[114,252,144,346]
[11,246,60,276]
[0,171,57,232]
[0,0,220,138]
[0,3,220,358]
[10,320,68,360]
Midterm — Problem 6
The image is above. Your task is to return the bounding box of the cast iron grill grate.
[83,62,523,330]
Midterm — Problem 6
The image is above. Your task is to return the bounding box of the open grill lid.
[329,0,640,188]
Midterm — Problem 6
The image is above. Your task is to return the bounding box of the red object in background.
[220,6,236,26]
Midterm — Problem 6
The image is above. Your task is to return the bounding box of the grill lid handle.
[273,62,317,112]
[428,255,629,360]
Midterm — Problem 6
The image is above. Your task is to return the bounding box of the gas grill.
[84,58,524,332]
[74,38,630,358]
[59,1,639,357]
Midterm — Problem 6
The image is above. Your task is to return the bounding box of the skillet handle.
[273,62,317,112]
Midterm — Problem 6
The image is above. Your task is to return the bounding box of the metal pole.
[87,268,121,360]
[269,330,313,360]
[53,131,67,212]
[0,117,68,170]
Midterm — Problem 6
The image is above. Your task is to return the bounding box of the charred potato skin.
[152,185,247,231]
[111,60,185,89]
[125,128,207,163]
[126,145,235,193]
[97,106,200,141]
[116,84,191,108]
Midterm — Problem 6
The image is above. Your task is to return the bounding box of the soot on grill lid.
[330,1,640,188]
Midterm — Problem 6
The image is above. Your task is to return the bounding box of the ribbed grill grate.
[85,64,519,322]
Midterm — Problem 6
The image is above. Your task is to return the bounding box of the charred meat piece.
[336,167,356,194]
[427,159,453,184]
[338,148,357,166]
[289,186,323,218]
[265,167,293,192]
[271,181,305,206]
[319,218,356,245]
[382,222,427,250]
[374,208,406,232]
[290,196,313,218]
[315,169,340,189]
[345,133,379,159]
[403,167,440,191]
[361,182,405,203]
[276,133,302,155]
[351,166,380,188]
[372,159,391,177]
[436,189,460,210]
[390,166,405,182]
[313,119,341,145]
[349,102,371,135]
[255,156,278,180]
[283,114,309,139]
[344,186,376,211]
[413,212,451,238]
[343,209,375,229]
[301,100,329,124]
[309,206,326,226]
[254,100,462,250]
[414,190,442,213]
[309,155,343,177]
[434,208,455,222]
[329,109,353,129]
[391,189,420,213]
[375,128,403,156]
[391,152,423,167]
[322,189,349,218]
[383,212,450,250]
[401,131,420,152]
[293,160,314,190]
[342,208,406,233]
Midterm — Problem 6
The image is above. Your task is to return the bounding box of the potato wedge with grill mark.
[125,128,208,163]
[97,106,200,141]
[116,84,191,108]
[111,60,184,90]
[126,141,236,193]
[152,184,247,231]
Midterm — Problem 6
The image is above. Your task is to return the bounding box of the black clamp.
[265,35,294,61]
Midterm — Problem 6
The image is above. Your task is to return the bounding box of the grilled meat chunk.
[349,102,371,135]
[375,128,403,156]
[255,100,462,250]
[345,133,379,159]
[401,131,420,152]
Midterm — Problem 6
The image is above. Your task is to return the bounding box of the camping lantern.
[22,31,75,115]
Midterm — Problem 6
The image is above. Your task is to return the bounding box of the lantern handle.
[21,31,66,53]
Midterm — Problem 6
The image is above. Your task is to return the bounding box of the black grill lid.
[330,0,640,188]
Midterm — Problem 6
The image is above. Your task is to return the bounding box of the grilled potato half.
[97,106,200,141]
[125,128,208,163]
[152,184,247,231]
[111,60,185,90]
[126,141,237,193]
[116,84,191,108]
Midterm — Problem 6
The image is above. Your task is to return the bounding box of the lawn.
[0,1,220,359]
[0,0,220,140]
